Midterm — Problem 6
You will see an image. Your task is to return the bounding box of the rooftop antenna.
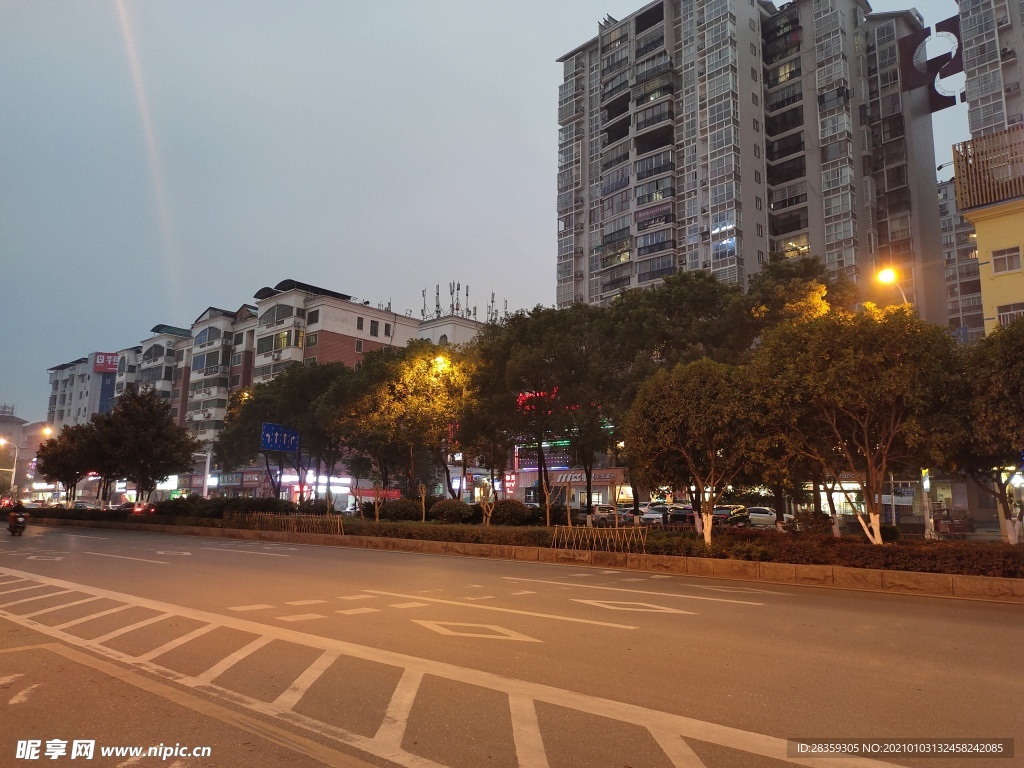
[449,281,456,315]
[421,289,427,320]
[435,285,441,319]
[455,281,462,315]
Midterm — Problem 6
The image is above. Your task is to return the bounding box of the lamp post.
[876,267,910,305]
[0,438,19,495]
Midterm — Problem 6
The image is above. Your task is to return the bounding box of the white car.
[744,507,794,527]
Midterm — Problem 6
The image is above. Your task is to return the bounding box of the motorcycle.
[7,512,27,536]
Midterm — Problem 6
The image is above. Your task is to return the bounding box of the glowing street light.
[876,267,909,304]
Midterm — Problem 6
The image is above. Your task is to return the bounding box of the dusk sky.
[1,0,965,423]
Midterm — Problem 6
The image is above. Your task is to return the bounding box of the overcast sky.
[0,0,965,423]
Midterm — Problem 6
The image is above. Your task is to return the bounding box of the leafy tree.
[625,358,756,545]
[947,318,1024,544]
[36,424,93,506]
[751,306,961,544]
[107,388,200,501]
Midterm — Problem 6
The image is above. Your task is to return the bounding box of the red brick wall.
[308,330,392,367]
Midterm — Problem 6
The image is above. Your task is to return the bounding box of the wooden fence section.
[954,122,1024,210]
[551,524,647,554]
[226,512,345,536]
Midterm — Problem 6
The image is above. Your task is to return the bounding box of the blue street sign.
[260,422,300,453]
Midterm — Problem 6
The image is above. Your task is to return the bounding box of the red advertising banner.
[93,353,119,373]
[351,487,401,500]
[503,472,518,492]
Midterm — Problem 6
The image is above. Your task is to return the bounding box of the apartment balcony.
[600,275,632,293]
[637,162,675,181]
[635,36,665,59]
[558,101,585,125]
[601,80,631,103]
[635,60,672,83]
[635,110,673,133]
[953,123,1024,210]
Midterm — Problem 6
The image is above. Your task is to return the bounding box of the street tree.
[35,424,93,506]
[107,388,200,501]
[948,318,1024,544]
[751,306,961,545]
[625,358,756,545]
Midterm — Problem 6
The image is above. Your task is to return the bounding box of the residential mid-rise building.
[953,122,1024,333]
[46,352,119,429]
[938,178,984,342]
[556,0,946,326]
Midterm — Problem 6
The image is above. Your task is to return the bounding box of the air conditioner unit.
[185,414,194,422]
[202,411,211,419]
[272,352,282,361]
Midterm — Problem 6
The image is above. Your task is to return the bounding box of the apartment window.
[753,119,760,132]
[751,67,758,81]
[750,43,757,56]
[307,310,319,325]
[233,332,243,346]
[754,170,761,184]
[356,317,364,331]
[758,250,765,264]
[753,145,761,158]
[306,333,318,348]
[230,375,241,387]
[752,93,759,107]
[755,197,763,210]
[355,340,363,353]
[384,322,391,337]
[370,320,379,337]
[230,353,242,366]
[756,224,764,237]
[993,247,1022,274]
[258,304,293,327]
[304,357,317,366]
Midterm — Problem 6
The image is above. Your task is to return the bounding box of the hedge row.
[29,505,1024,578]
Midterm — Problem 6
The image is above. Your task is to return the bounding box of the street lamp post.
[876,267,910,304]
[0,438,20,495]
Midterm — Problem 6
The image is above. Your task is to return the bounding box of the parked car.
[119,501,157,514]
[639,504,670,525]
[728,506,793,528]
[73,501,101,510]
[934,508,974,537]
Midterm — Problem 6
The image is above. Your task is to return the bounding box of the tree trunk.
[771,483,786,531]
[823,480,841,538]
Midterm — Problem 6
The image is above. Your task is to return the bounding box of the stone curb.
[28,518,1024,604]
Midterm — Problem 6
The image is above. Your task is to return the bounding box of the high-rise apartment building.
[46,353,119,430]
[959,0,1024,139]
[938,177,984,342]
[556,0,945,325]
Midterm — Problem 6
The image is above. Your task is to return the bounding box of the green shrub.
[343,519,553,547]
[429,498,472,524]
[491,499,531,526]
[879,524,900,543]
[786,509,833,535]
[379,498,423,521]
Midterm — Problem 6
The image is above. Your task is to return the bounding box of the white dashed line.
[199,548,289,557]
[276,614,326,622]
[388,602,428,609]
[338,595,376,601]
[336,607,380,616]
[501,577,764,606]
[83,552,167,565]
[228,604,275,612]
[285,599,327,606]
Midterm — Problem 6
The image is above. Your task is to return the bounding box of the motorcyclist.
[8,501,28,529]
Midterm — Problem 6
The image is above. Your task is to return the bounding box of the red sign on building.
[93,353,119,373]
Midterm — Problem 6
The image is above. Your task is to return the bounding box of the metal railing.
[225,512,345,536]
[552,524,647,553]
[954,123,1024,210]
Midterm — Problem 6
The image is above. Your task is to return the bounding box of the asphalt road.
[1,526,1021,768]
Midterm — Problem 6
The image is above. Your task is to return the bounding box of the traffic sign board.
[260,423,300,453]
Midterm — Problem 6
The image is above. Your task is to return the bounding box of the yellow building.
[954,124,1024,334]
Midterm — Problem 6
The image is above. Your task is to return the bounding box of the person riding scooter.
[7,502,28,536]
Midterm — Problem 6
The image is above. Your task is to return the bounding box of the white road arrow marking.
[572,599,696,615]
[9,683,42,704]
[412,621,541,642]
[0,674,25,686]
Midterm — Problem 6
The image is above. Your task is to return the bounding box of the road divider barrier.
[551,524,647,553]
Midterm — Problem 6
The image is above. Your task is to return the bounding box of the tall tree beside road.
[751,306,961,545]
[35,424,92,506]
[106,388,200,501]
[625,359,755,545]
[949,318,1024,544]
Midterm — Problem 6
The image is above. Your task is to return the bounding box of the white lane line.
[285,599,327,606]
[228,604,275,612]
[338,595,376,601]
[650,730,709,767]
[363,590,638,630]
[569,574,594,578]
[276,614,325,623]
[413,621,541,643]
[84,552,168,565]
[572,599,696,615]
[0,674,25,686]
[22,596,101,618]
[273,649,340,710]
[0,589,73,609]
[509,694,551,768]
[192,635,274,685]
[388,602,428,609]
[156,551,192,556]
[650,575,672,580]
[460,596,495,601]
[199,548,289,557]
[0,584,49,597]
[138,624,217,662]
[373,668,424,749]
[0,578,28,587]
[52,604,132,630]
[501,578,763,606]
[8,683,42,704]
[26,556,64,561]
[94,613,172,645]
[510,591,536,596]
[61,534,109,539]
[336,608,380,616]
[600,570,619,574]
